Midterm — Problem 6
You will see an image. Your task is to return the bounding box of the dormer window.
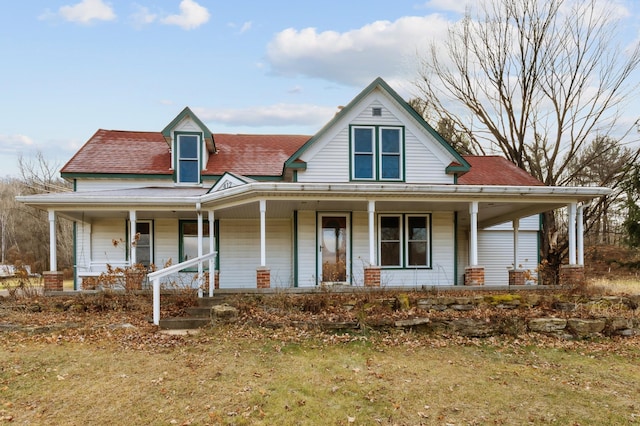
[176,133,201,184]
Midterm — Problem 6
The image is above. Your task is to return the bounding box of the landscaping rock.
[567,318,606,337]
[528,318,567,333]
[210,304,239,324]
[448,318,496,337]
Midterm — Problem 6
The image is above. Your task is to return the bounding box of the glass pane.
[408,217,427,240]
[354,154,373,179]
[381,129,400,153]
[381,155,400,179]
[179,135,199,159]
[181,222,211,263]
[381,242,400,266]
[408,242,427,266]
[321,216,347,282]
[380,216,400,240]
[354,128,373,152]
[179,160,199,183]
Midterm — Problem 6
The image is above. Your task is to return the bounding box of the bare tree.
[416,0,640,279]
[12,152,73,273]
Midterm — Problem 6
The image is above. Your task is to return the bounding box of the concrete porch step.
[158,317,210,330]
[197,296,231,308]
[185,306,212,317]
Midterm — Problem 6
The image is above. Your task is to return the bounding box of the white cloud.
[0,134,35,154]
[130,4,157,28]
[57,0,116,24]
[266,15,450,86]
[193,104,336,128]
[161,0,210,30]
[240,21,252,34]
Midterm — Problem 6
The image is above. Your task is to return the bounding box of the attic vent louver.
[372,107,382,116]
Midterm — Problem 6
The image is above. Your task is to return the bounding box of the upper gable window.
[351,126,404,181]
[176,133,201,184]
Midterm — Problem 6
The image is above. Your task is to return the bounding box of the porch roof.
[17,182,609,228]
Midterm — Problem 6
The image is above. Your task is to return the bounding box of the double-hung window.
[177,133,201,184]
[378,214,431,268]
[351,126,403,181]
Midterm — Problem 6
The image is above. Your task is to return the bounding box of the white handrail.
[149,252,217,325]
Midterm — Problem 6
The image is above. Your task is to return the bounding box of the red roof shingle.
[61,132,544,186]
[458,156,544,186]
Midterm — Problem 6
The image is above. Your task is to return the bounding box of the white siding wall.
[75,222,92,272]
[297,95,455,184]
[219,219,292,288]
[296,211,318,287]
[154,219,179,268]
[478,230,539,285]
[485,215,540,231]
[351,212,369,285]
[89,218,128,268]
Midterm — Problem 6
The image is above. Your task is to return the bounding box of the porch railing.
[147,252,217,325]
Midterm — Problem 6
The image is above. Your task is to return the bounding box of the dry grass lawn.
[1,322,639,425]
[0,275,638,424]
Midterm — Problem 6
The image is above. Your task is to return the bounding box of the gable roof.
[161,106,215,152]
[458,156,544,186]
[284,77,472,174]
[60,130,310,177]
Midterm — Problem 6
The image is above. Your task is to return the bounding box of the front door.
[318,214,350,284]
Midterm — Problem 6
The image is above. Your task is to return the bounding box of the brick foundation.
[257,267,270,289]
[364,266,381,287]
[43,271,64,292]
[203,271,220,291]
[464,266,485,286]
[559,265,585,287]
[509,269,526,286]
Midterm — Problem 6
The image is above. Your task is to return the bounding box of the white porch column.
[577,204,584,266]
[197,203,203,297]
[368,200,376,266]
[469,201,479,266]
[129,210,137,265]
[568,202,577,265]
[513,218,520,269]
[259,199,266,266]
[48,210,57,272]
[208,210,215,297]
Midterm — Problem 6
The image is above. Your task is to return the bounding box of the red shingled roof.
[62,131,543,186]
[61,130,310,176]
[208,134,310,176]
[458,156,544,186]
[61,130,172,175]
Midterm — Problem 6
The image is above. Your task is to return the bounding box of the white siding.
[75,222,92,272]
[351,212,369,285]
[478,230,539,285]
[219,219,292,288]
[484,215,540,231]
[74,177,218,191]
[154,219,179,268]
[296,211,317,287]
[297,93,455,184]
[89,218,128,267]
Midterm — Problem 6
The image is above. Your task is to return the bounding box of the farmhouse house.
[18,78,607,298]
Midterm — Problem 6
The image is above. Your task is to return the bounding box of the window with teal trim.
[353,127,374,179]
[351,126,403,181]
[378,214,431,268]
[177,134,200,183]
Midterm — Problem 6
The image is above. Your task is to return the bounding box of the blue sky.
[1,0,640,178]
